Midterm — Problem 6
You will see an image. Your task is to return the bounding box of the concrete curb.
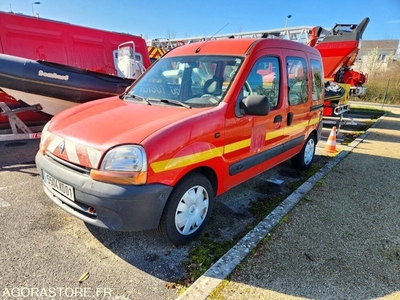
[176,113,388,300]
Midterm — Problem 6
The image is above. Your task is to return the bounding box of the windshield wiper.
[123,95,191,108]
[123,94,151,105]
[159,99,192,109]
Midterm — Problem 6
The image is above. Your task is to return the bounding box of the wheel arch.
[177,166,218,197]
[158,167,217,246]
[309,128,318,142]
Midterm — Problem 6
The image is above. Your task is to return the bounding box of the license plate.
[42,170,75,201]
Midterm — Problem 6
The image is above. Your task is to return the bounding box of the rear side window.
[311,59,324,101]
[287,57,308,106]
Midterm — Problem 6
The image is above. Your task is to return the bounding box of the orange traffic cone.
[324,126,337,153]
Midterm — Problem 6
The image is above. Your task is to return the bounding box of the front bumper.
[35,151,173,231]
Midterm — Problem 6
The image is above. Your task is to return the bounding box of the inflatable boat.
[0,53,134,116]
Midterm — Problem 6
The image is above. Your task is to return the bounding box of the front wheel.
[159,172,214,246]
[291,134,316,170]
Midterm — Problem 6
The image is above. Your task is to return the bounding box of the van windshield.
[126,55,242,108]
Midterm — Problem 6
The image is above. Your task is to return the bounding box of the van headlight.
[39,121,51,155]
[90,145,147,185]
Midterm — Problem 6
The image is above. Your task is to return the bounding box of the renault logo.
[58,140,65,154]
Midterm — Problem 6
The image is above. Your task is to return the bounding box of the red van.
[36,38,324,246]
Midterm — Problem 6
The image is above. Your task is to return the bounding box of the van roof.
[165,38,321,57]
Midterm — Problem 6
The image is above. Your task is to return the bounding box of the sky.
[1,0,399,42]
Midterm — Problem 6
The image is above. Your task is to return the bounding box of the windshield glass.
[127,55,242,108]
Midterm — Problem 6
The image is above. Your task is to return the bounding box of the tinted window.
[311,59,323,101]
[287,57,308,106]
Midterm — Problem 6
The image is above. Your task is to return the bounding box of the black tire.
[291,133,316,170]
[159,172,214,246]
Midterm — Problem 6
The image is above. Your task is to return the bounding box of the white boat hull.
[1,88,78,116]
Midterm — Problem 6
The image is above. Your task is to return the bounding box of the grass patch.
[347,106,388,117]
[341,131,364,145]
[248,194,285,222]
[349,105,387,112]
[186,236,235,279]
[286,164,322,192]
[176,236,239,293]
[315,179,325,188]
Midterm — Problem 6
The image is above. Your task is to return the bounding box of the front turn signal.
[90,170,147,185]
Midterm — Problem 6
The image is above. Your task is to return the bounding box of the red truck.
[0,11,150,127]
[36,38,325,246]
[0,11,150,76]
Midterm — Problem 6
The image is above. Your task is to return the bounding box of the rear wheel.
[159,172,214,246]
[291,133,316,170]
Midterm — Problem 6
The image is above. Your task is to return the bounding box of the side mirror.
[240,95,270,116]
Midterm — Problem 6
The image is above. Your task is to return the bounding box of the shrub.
[356,51,400,104]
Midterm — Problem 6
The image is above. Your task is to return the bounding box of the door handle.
[287,112,293,126]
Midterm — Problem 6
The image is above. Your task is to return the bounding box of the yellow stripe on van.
[289,121,308,132]
[308,116,321,126]
[151,146,224,173]
[223,139,251,154]
[285,117,320,134]
[266,128,284,140]
[150,117,321,173]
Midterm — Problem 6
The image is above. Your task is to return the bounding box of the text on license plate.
[42,170,75,201]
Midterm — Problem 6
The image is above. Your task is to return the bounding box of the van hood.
[48,97,205,149]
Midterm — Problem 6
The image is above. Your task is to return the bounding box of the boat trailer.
[0,102,44,141]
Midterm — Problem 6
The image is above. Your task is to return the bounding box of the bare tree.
[364,47,397,77]
[165,29,176,40]
[364,47,380,77]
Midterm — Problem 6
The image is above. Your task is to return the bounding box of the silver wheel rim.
[174,185,209,235]
[304,138,315,166]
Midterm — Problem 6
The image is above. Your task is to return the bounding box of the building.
[353,39,400,73]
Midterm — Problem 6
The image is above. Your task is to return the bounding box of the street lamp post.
[285,14,292,28]
[32,2,40,16]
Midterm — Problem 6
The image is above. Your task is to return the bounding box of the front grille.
[45,151,91,175]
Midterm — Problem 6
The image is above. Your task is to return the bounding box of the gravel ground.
[178,103,400,300]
